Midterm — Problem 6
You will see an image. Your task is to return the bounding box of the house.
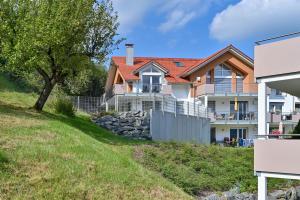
[254,33,300,200]
[104,44,263,143]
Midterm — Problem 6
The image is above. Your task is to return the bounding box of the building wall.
[171,84,191,100]
[208,96,258,113]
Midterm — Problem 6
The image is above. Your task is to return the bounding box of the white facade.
[171,84,191,101]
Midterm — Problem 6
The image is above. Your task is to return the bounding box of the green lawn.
[0,75,191,199]
[0,74,298,199]
[135,143,298,197]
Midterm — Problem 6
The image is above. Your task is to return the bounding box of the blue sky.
[111,0,300,60]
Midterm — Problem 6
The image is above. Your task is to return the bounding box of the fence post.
[115,95,118,112]
[174,100,177,117]
[77,96,80,111]
[152,96,155,111]
[187,102,189,117]
[162,95,164,114]
[105,102,109,112]
[194,98,196,116]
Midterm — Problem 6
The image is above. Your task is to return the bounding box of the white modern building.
[104,43,300,145]
[254,33,300,199]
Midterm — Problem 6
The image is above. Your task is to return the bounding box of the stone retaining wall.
[203,186,300,200]
[92,111,151,140]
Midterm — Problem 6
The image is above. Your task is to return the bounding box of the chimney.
[125,43,134,66]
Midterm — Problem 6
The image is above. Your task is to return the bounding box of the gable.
[133,61,168,75]
[187,51,254,85]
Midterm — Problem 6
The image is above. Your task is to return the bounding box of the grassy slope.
[0,75,191,200]
[135,143,298,197]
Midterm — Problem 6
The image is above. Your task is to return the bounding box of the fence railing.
[103,94,208,118]
[112,83,173,96]
[70,96,105,113]
[70,94,208,118]
[209,111,258,121]
[196,83,258,96]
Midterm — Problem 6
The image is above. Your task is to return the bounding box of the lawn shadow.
[0,101,45,120]
[44,112,151,146]
[0,150,9,170]
[0,98,150,147]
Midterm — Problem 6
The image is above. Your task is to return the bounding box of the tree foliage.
[0,0,122,110]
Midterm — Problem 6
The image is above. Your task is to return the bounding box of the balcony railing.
[209,111,257,122]
[196,83,258,96]
[254,135,300,175]
[112,83,172,95]
[268,112,300,123]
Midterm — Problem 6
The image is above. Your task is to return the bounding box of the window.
[174,61,184,67]
[214,64,232,93]
[143,66,159,73]
[296,104,300,112]
[206,71,212,84]
[269,102,283,113]
[230,128,247,140]
[215,64,232,77]
[275,89,282,96]
[142,75,161,93]
[207,101,216,113]
[236,73,244,93]
[230,101,248,120]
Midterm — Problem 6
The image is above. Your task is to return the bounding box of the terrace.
[254,32,300,200]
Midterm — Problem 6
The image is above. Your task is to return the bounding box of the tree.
[63,64,107,96]
[0,0,122,110]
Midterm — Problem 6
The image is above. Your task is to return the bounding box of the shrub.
[54,98,75,117]
[292,120,300,139]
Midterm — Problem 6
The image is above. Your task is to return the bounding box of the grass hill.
[0,74,191,199]
[0,74,297,199]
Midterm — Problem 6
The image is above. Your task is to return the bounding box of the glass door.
[151,75,160,93]
[142,75,161,93]
[142,75,151,93]
[230,101,248,120]
[230,128,247,140]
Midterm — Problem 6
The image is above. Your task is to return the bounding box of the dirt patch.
[16,161,52,185]
[133,146,146,160]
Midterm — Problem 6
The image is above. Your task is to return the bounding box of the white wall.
[209,96,258,113]
[171,84,191,100]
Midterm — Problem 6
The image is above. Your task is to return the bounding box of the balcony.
[196,83,258,96]
[113,83,172,95]
[209,111,257,124]
[254,137,300,175]
[268,112,300,123]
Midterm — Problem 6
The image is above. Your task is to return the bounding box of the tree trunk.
[33,81,56,111]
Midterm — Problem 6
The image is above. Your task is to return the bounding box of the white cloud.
[210,0,300,41]
[112,0,159,34]
[159,10,197,32]
[112,0,218,35]
[158,0,214,33]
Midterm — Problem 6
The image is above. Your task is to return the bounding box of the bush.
[54,98,75,117]
[292,120,300,139]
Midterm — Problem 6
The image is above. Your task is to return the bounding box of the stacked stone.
[92,111,151,140]
[203,186,300,200]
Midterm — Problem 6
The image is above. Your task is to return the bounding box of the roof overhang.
[132,60,169,75]
[180,45,253,78]
[257,72,300,97]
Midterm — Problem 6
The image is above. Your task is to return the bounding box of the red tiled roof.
[112,56,203,83]
[111,45,253,84]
